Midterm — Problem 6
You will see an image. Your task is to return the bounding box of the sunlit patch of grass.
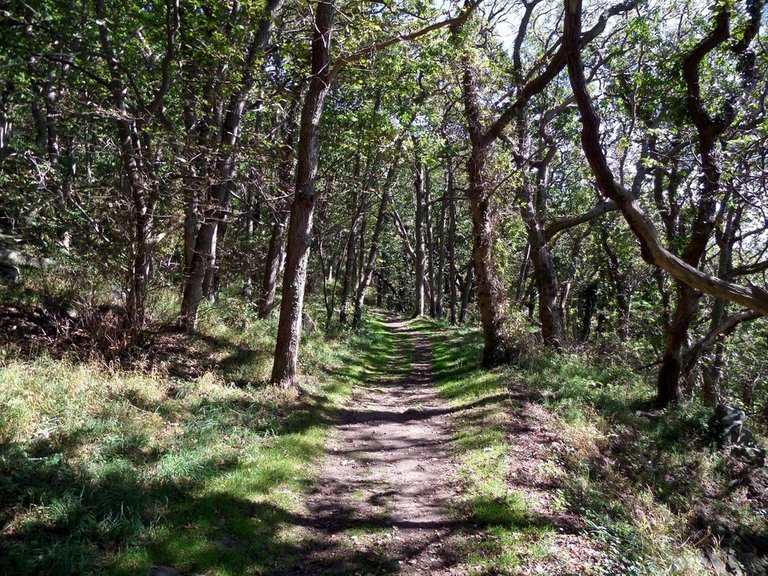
[0,298,387,575]
[517,353,726,575]
[413,319,722,574]
[412,319,558,574]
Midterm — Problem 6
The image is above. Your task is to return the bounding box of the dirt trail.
[285,317,466,575]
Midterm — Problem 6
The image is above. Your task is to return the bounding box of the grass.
[0,294,387,576]
[412,319,767,575]
[412,318,557,574]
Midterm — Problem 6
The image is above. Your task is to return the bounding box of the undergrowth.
[0,294,373,576]
[414,319,768,576]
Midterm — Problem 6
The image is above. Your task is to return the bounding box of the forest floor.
[3,297,765,576]
[282,315,606,576]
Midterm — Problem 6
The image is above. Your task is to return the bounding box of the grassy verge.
[412,319,557,573]
[525,353,766,575]
[413,318,767,575]
[0,296,383,576]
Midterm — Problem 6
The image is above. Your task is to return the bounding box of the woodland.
[1,0,768,574]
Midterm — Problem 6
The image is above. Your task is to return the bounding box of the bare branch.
[564,0,768,315]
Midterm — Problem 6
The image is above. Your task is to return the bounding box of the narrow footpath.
[285,316,466,575]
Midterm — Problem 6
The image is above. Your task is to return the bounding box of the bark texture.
[270,0,335,387]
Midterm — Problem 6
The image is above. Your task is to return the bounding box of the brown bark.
[459,262,473,326]
[565,0,766,407]
[414,157,427,317]
[516,140,565,347]
[353,155,401,328]
[461,63,518,366]
[447,164,459,325]
[270,0,335,388]
[600,229,631,340]
[338,212,359,323]
[180,0,283,331]
[435,169,448,319]
[564,0,768,317]
[96,0,172,333]
[258,215,288,318]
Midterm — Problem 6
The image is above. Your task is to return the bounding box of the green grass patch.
[411,319,763,575]
[412,319,557,574]
[517,352,763,575]
[0,298,390,576]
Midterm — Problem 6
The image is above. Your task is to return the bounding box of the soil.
[283,317,465,575]
[282,316,606,575]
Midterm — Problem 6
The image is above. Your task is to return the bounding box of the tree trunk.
[461,58,517,366]
[459,262,473,325]
[447,165,458,325]
[258,215,287,318]
[657,287,699,407]
[353,156,399,328]
[467,144,517,365]
[270,0,335,388]
[600,228,631,340]
[519,175,564,347]
[425,169,437,317]
[338,196,360,323]
[435,169,448,319]
[413,157,427,317]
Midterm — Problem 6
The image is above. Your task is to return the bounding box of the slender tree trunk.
[338,196,361,323]
[258,215,287,318]
[459,262,473,325]
[447,165,458,325]
[600,228,631,340]
[353,156,399,328]
[96,2,157,333]
[271,0,335,388]
[435,169,447,319]
[413,157,427,317]
[257,90,299,316]
[425,169,437,317]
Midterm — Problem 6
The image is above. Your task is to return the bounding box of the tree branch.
[545,200,617,241]
[326,4,478,84]
[484,0,636,146]
[564,0,768,315]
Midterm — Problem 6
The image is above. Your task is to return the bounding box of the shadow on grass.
[0,312,416,576]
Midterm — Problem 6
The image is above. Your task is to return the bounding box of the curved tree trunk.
[463,102,517,365]
[565,0,767,409]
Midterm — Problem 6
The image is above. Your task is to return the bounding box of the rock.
[703,548,728,575]
[0,247,52,269]
[151,567,184,576]
[710,404,766,467]
[731,445,766,467]
[726,551,745,575]
[710,404,745,447]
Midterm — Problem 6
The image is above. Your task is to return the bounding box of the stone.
[710,404,766,467]
[710,404,745,447]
